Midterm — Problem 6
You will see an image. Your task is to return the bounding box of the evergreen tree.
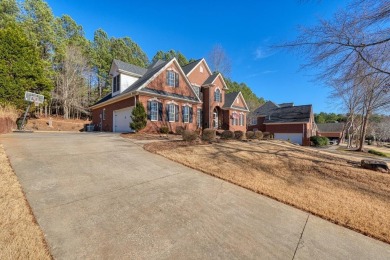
[0,23,53,108]
[152,49,190,66]
[130,101,147,131]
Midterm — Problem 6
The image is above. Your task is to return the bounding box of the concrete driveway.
[2,132,390,259]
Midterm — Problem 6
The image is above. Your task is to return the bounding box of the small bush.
[130,101,147,131]
[246,131,255,139]
[255,131,263,140]
[234,130,244,140]
[368,149,389,157]
[263,132,271,140]
[310,136,329,146]
[221,130,234,139]
[160,126,169,134]
[175,126,185,135]
[202,128,216,142]
[182,130,198,142]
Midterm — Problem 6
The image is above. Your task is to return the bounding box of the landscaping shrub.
[182,130,198,142]
[255,131,263,140]
[263,132,271,140]
[221,130,234,139]
[246,131,255,139]
[175,126,185,135]
[310,136,329,146]
[234,130,244,140]
[130,102,147,131]
[160,126,169,134]
[202,128,216,142]
[368,149,389,158]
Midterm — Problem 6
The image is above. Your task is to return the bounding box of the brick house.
[90,58,249,133]
[317,123,345,141]
[248,101,316,145]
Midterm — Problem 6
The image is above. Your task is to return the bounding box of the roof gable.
[112,59,147,76]
[203,73,228,89]
[223,91,249,111]
[264,105,313,124]
[182,58,212,76]
[254,101,279,116]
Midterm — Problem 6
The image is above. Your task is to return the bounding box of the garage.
[274,133,303,145]
[113,107,134,133]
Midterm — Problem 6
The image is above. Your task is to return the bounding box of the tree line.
[0,0,264,120]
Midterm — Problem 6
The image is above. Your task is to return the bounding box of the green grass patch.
[368,149,390,158]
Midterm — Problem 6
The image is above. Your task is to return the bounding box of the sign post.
[21,92,44,130]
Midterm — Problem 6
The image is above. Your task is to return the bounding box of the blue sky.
[46,0,349,114]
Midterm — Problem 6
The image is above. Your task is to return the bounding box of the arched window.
[214,88,221,102]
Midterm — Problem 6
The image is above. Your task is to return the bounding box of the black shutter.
[189,107,193,123]
[158,102,163,121]
[182,106,185,122]
[166,104,169,121]
[175,105,179,122]
[118,75,121,92]
[175,72,179,87]
[147,101,151,120]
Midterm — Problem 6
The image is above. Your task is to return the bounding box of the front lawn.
[144,140,390,244]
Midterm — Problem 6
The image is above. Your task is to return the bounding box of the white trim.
[224,91,250,112]
[117,69,142,78]
[148,97,161,102]
[167,100,178,105]
[90,92,136,109]
[168,103,175,122]
[139,91,200,104]
[150,100,159,122]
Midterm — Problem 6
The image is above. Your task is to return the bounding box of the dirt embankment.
[0,117,16,134]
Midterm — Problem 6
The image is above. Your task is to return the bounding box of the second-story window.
[214,88,221,102]
[166,70,179,87]
[113,75,120,92]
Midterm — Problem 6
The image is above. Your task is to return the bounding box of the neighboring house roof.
[317,123,344,132]
[222,92,249,111]
[278,103,294,108]
[113,59,147,76]
[253,101,279,116]
[181,59,202,75]
[264,105,313,124]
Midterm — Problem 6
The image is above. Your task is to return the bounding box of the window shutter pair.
[147,101,151,120]
[158,102,163,121]
[175,105,179,122]
[189,107,193,123]
[175,73,179,87]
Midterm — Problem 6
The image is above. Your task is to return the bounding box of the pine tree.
[130,101,147,131]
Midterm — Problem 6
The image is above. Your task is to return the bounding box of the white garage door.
[113,107,134,133]
[274,133,303,145]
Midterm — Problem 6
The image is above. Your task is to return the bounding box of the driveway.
[2,132,390,259]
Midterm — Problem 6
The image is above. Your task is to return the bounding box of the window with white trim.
[168,103,175,122]
[251,117,257,125]
[232,112,238,125]
[214,88,221,102]
[166,70,179,87]
[183,106,189,123]
[113,75,120,92]
[239,113,244,126]
[151,101,158,121]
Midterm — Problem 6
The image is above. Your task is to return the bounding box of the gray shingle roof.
[263,105,312,124]
[140,88,199,102]
[181,59,202,75]
[203,73,219,85]
[317,123,344,132]
[113,59,147,76]
[254,101,279,116]
[223,92,239,108]
[278,103,294,108]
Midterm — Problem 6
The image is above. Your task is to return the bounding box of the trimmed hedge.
[234,130,244,140]
[255,131,263,140]
[160,126,169,134]
[202,128,216,142]
[246,131,255,139]
[221,130,235,139]
[310,136,329,146]
[182,130,198,142]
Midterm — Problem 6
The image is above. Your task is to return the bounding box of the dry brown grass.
[0,145,52,259]
[121,133,182,141]
[0,104,19,121]
[145,140,390,244]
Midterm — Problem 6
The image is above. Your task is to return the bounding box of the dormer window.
[113,75,120,92]
[166,70,179,87]
[214,88,221,102]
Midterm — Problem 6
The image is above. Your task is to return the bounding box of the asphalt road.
[2,132,390,259]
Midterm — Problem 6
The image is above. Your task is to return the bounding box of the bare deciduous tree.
[208,44,231,76]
